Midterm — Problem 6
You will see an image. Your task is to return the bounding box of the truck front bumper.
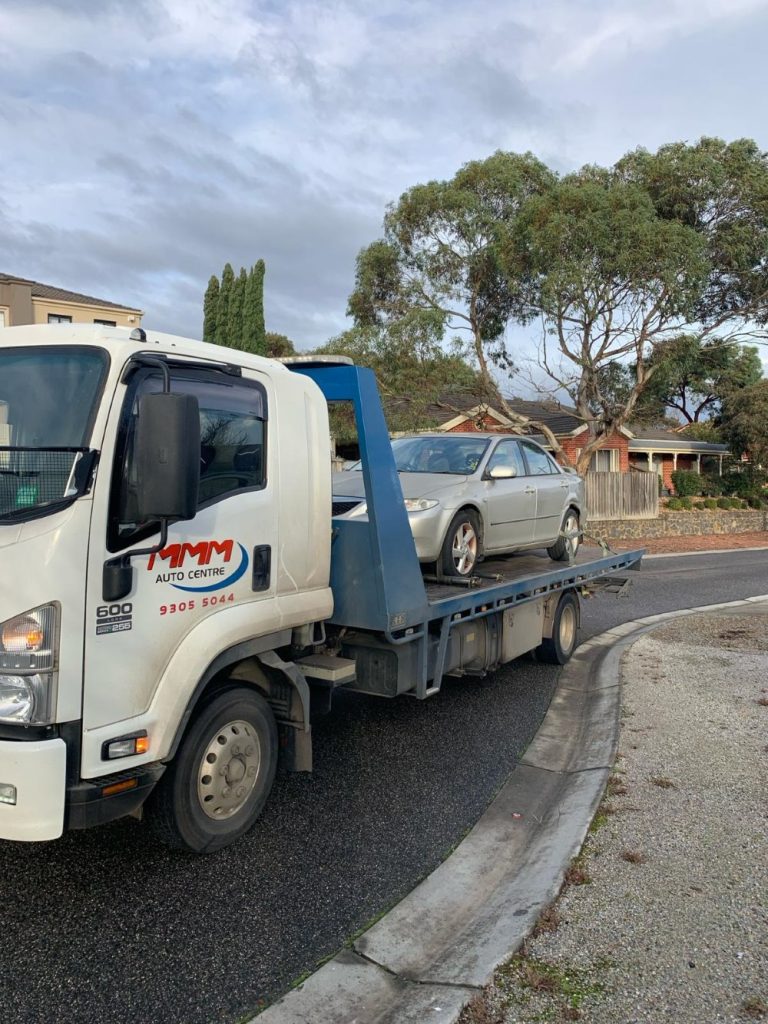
[0,737,66,841]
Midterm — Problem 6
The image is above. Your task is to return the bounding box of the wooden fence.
[585,471,658,520]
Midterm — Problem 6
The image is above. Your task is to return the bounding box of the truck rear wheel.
[145,687,277,853]
[536,591,579,665]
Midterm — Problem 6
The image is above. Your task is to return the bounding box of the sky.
[1,0,767,354]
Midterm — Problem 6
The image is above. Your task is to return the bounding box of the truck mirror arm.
[102,521,170,602]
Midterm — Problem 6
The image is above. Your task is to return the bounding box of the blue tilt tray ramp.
[288,362,644,640]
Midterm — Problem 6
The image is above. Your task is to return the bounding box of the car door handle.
[524,486,536,494]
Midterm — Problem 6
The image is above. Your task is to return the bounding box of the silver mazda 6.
[333,433,585,577]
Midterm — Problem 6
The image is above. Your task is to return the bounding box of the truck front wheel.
[145,687,278,853]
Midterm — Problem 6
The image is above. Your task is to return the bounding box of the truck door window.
[109,370,267,551]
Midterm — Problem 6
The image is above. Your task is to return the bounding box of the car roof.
[396,432,507,441]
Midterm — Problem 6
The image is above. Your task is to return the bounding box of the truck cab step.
[295,654,357,687]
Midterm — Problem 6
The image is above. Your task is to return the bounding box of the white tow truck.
[0,325,642,853]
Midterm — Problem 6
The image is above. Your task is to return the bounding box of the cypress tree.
[227,267,247,351]
[253,259,266,354]
[203,274,219,342]
[216,263,235,348]
[243,262,268,354]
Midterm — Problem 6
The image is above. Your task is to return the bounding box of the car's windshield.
[0,345,108,520]
[390,436,490,475]
[347,436,491,475]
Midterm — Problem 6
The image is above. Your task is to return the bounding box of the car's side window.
[108,370,267,551]
[520,440,558,476]
[487,439,525,476]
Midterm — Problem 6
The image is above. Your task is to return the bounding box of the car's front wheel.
[440,509,482,577]
[547,509,581,562]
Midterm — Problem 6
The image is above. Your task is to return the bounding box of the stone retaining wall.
[588,509,768,540]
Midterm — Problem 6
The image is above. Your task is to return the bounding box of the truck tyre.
[536,590,579,665]
[440,509,482,577]
[547,509,580,562]
[145,687,278,854]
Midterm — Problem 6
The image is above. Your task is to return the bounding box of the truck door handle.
[252,545,271,592]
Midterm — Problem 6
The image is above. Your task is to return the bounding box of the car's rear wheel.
[440,509,482,577]
[547,509,580,562]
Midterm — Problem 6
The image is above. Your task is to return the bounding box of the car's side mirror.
[135,392,201,521]
[488,465,517,480]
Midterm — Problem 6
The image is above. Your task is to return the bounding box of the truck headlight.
[0,605,59,724]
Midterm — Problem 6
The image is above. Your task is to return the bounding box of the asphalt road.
[2,549,767,1024]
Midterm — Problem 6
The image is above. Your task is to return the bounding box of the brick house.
[422,396,730,492]
[0,273,143,329]
[428,396,631,472]
[627,428,731,491]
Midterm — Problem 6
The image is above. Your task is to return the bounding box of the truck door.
[518,439,568,543]
[81,364,278,776]
[483,439,536,552]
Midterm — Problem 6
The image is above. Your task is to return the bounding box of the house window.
[589,449,619,472]
[48,314,72,324]
[94,318,117,327]
[0,309,6,328]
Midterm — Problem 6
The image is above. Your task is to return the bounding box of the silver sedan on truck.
[333,432,585,577]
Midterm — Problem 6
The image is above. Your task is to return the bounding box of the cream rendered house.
[0,273,143,329]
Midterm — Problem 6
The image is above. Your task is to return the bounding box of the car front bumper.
[407,505,452,563]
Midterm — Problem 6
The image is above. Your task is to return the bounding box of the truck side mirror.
[135,392,201,521]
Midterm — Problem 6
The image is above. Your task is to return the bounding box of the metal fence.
[585,471,658,520]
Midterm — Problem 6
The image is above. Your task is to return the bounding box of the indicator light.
[103,732,149,760]
[1,615,44,653]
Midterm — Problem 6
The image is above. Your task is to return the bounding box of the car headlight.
[0,605,59,724]
[404,499,440,512]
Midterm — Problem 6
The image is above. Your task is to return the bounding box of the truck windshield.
[0,346,108,521]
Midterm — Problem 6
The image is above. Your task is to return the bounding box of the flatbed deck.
[421,545,644,621]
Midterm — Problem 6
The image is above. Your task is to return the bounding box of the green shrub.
[720,468,768,498]
[671,469,702,497]
[693,500,707,510]
[667,498,682,510]
[704,498,718,510]
[700,475,724,497]
[748,495,766,509]
[717,497,732,510]
[678,496,693,510]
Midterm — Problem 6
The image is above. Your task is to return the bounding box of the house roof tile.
[0,273,142,313]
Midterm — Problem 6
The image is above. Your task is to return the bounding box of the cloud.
[0,0,767,348]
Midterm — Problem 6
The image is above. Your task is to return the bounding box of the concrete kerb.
[252,593,768,1024]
